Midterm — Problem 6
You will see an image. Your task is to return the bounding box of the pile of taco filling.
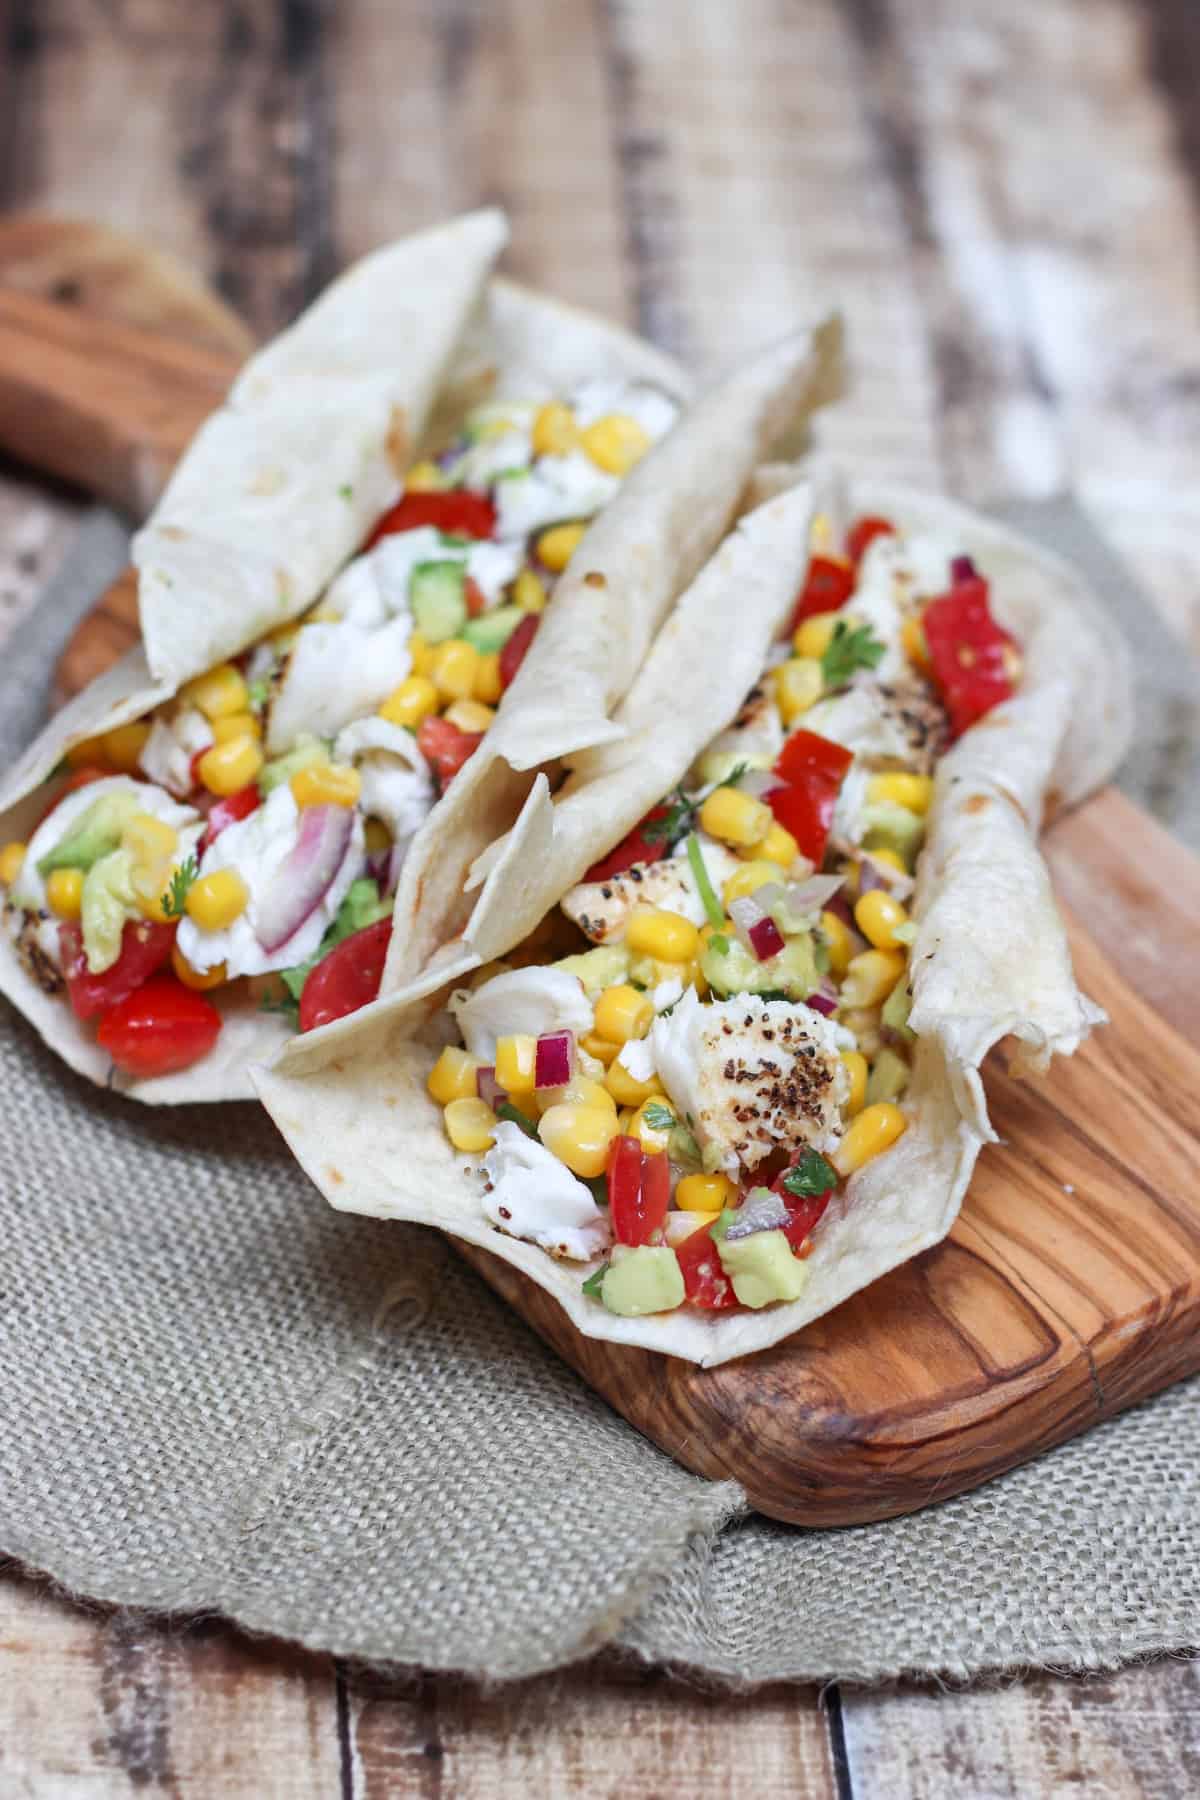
[0,383,677,1080]
[427,514,1023,1318]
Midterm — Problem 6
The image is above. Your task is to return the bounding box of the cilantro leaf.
[582,1263,609,1300]
[641,787,692,846]
[820,619,886,690]
[247,677,271,710]
[496,1102,538,1138]
[781,1148,839,1199]
[338,483,353,500]
[643,1102,676,1132]
[160,855,199,921]
[686,832,724,929]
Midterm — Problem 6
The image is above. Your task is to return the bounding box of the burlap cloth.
[1,503,1197,1685]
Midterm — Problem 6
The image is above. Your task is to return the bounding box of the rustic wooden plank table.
[1,2,1198,1792]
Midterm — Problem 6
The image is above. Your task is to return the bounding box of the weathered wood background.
[1,0,1198,1792]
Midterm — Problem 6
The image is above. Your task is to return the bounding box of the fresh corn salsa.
[0,380,677,1083]
[430,513,1022,1318]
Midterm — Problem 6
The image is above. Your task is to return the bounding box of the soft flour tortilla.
[0,239,696,1102]
[255,476,1133,1365]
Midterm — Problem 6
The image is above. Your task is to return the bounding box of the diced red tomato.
[583,804,672,883]
[59,919,177,1022]
[299,916,393,1033]
[35,766,110,829]
[791,554,855,629]
[499,613,539,689]
[769,1174,834,1251]
[464,576,488,619]
[365,490,496,549]
[416,715,484,787]
[675,1220,738,1311]
[606,1137,670,1247]
[846,515,896,566]
[96,972,221,1078]
[199,783,261,852]
[923,573,1018,738]
[769,729,854,866]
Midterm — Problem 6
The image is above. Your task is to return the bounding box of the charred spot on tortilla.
[9,906,64,997]
[965,794,992,815]
[386,404,410,476]
[325,1166,345,1185]
[160,524,187,541]
[583,571,606,589]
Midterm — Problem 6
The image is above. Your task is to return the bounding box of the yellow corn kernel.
[379,675,439,729]
[854,889,910,951]
[580,1030,619,1068]
[405,459,444,493]
[211,711,262,745]
[65,734,110,770]
[868,772,933,815]
[196,735,264,797]
[536,521,587,573]
[444,699,496,734]
[0,841,26,885]
[180,662,249,721]
[774,656,824,725]
[291,762,362,810]
[444,1097,498,1154]
[172,943,228,991]
[820,908,855,977]
[531,400,578,458]
[364,817,391,854]
[627,1098,673,1155]
[537,1103,619,1179]
[101,721,150,773]
[841,947,906,1009]
[604,1056,666,1109]
[865,846,907,875]
[495,1033,538,1097]
[840,1050,868,1118]
[46,867,83,919]
[793,611,842,661]
[534,1074,618,1117]
[431,637,480,703]
[593,983,654,1045]
[186,868,249,931]
[475,651,503,704]
[832,1101,908,1177]
[841,1006,883,1059]
[756,822,800,868]
[579,413,651,475]
[722,859,786,908]
[513,567,547,613]
[407,631,434,677]
[625,905,700,964]
[675,1171,736,1214]
[901,613,931,673]
[698,785,772,849]
[427,1045,481,1105]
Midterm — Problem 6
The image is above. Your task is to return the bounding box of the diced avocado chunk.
[692,748,773,788]
[861,801,925,870]
[866,1045,910,1105]
[700,931,820,1001]
[600,1244,685,1317]
[881,975,915,1044]
[38,789,141,877]
[553,942,631,1000]
[716,1228,808,1308]
[81,847,139,974]
[410,560,467,643]
[463,603,524,654]
[260,734,331,796]
[279,878,394,1004]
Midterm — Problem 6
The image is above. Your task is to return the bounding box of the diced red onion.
[724,1188,791,1240]
[859,852,914,899]
[807,986,838,1017]
[366,849,391,889]
[951,554,977,584]
[477,1065,507,1110]
[535,1030,575,1090]
[748,914,785,961]
[739,768,786,802]
[823,889,854,927]
[857,857,888,896]
[254,804,355,953]
[728,894,767,957]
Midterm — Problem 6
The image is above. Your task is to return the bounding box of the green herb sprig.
[159,855,199,921]
[820,620,885,690]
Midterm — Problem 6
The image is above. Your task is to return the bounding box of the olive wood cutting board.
[5,217,1200,1527]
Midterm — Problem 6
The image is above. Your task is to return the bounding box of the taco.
[254,464,1132,1365]
[0,211,715,1099]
